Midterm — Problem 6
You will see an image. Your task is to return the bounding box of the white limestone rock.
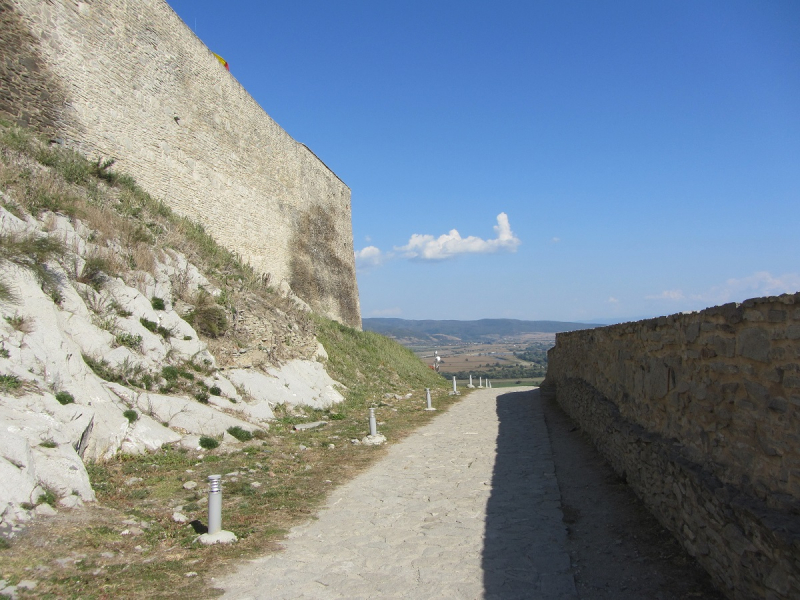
[229,400,275,424]
[0,421,94,520]
[0,395,95,503]
[204,374,241,402]
[0,206,338,526]
[120,413,182,454]
[134,393,262,437]
[58,495,83,509]
[227,359,344,411]
[35,503,57,517]
[57,311,115,359]
[0,456,40,510]
[31,443,95,500]
[313,341,328,361]
[103,278,161,325]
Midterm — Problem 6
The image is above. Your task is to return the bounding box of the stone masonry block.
[737,327,771,362]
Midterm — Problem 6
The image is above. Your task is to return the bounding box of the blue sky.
[166,0,799,323]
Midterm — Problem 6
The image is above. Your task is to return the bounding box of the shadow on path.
[540,390,724,599]
[482,389,576,599]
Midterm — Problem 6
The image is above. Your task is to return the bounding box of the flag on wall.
[213,53,229,71]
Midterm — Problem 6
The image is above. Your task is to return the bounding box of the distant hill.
[362,318,601,343]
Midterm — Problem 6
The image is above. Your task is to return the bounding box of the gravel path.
[218,387,577,599]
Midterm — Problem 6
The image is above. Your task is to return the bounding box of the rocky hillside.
[0,122,346,531]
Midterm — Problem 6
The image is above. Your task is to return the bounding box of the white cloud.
[551,237,561,243]
[354,245,384,269]
[395,213,521,261]
[607,297,619,304]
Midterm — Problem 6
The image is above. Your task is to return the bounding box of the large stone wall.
[0,0,360,328]
[542,293,800,599]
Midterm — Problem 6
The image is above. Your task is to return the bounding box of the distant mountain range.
[362,318,602,343]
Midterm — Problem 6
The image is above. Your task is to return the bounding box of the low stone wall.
[542,293,800,599]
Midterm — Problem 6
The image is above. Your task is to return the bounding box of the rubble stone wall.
[542,293,800,599]
[0,0,360,327]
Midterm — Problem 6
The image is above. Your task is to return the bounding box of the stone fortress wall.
[542,293,800,599]
[0,0,361,328]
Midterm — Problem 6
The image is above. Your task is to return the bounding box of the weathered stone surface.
[134,393,261,438]
[228,359,344,410]
[544,292,800,600]
[0,0,360,327]
[120,414,182,454]
[737,327,771,362]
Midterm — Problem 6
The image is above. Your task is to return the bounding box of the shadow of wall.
[482,389,575,599]
[543,293,800,599]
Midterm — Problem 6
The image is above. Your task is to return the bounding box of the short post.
[208,474,222,535]
[425,388,435,411]
[469,375,473,386]
[479,377,483,388]
[369,407,377,437]
[452,376,457,393]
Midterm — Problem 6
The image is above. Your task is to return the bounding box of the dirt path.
[541,390,724,599]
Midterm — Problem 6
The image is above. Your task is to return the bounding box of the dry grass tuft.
[131,242,156,275]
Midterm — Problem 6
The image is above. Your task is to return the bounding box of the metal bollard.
[452,376,457,392]
[469,375,473,386]
[425,388,436,411]
[208,474,222,535]
[369,407,377,437]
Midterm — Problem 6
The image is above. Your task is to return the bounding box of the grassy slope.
[0,121,454,599]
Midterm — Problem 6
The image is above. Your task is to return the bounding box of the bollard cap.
[208,474,222,492]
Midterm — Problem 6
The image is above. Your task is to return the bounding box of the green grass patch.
[139,317,158,333]
[227,426,253,442]
[0,374,21,391]
[314,316,449,407]
[0,232,66,302]
[199,436,219,450]
[55,390,75,405]
[115,332,142,350]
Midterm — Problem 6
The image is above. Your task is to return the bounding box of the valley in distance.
[362,318,601,387]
